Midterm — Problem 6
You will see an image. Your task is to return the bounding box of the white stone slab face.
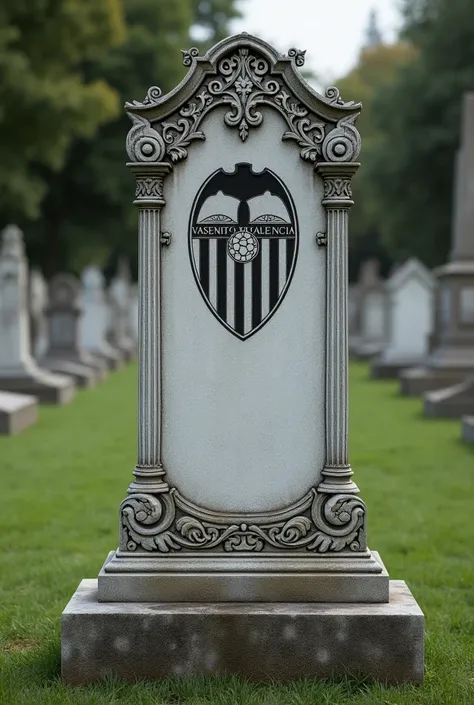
[361,290,385,342]
[81,268,108,351]
[460,286,474,324]
[386,278,433,360]
[161,108,326,513]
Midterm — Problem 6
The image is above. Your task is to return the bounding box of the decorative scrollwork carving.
[181,47,200,66]
[120,487,366,554]
[126,113,165,162]
[125,86,162,109]
[135,176,164,199]
[152,48,326,164]
[322,114,361,162]
[288,47,306,67]
[325,86,359,108]
[323,177,352,200]
[125,47,361,165]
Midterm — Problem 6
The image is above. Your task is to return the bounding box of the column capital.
[316,162,360,208]
[127,162,173,207]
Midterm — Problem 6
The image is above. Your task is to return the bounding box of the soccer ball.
[227,230,259,263]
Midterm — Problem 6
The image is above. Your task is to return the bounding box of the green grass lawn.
[0,361,473,704]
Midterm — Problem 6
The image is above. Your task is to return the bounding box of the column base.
[61,577,424,685]
[98,549,389,603]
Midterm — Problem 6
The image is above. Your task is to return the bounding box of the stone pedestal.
[81,267,124,370]
[0,225,76,405]
[62,577,423,685]
[424,376,474,418]
[371,259,435,380]
[350,260,386,360]
[62,35,424,686]
[400,94,474,397]
[0,390,38,435]
[461,415,474,443]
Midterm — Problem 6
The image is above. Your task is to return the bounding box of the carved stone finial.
[181,47,200,67]
[1,224,25,258]
[288,48,306,67]
[125,86,163,110]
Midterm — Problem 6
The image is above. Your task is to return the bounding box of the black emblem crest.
[189,163,299,340]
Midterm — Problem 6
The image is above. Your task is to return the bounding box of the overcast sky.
[231,0,401,83]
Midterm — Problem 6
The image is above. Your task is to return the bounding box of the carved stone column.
[316,162,360,495]
[127,163,172,494]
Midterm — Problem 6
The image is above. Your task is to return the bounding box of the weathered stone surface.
[461,415,474,443]
[61,578,424,685]
[424,376,474,418]
[0,390,38,434]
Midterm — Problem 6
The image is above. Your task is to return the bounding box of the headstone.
[129,283,138,343]
[29,268,48,359]
[461,415,474,443]
[81,266,124,370]
[40,274,107,387]
[61,35,423,685]
[371,258,435,378]
[401,93,474,403]
[0,390,38,435]
[0,225,76,404]
[350,259,386,359]
[108,259,136,362]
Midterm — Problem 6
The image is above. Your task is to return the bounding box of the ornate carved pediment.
[125,34,361,166]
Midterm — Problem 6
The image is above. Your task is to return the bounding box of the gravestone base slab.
[370,358,417,380]
[98,550,389,604]
[42,359,97,388]
[399,366,470,397]
[96,350,124,371]
[461,415,474,443]
[424,377,474,418]
[0,391,38,434]
[61,578,424,685]
[0,373,75,404]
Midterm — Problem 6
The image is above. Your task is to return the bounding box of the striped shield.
[189,163,299,340]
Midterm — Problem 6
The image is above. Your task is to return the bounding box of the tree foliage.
[10,0,241,276]
[335,42,416,280]
[365,0,474,266]
[0,0,125,220]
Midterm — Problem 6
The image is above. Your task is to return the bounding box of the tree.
[334,41,416,280]
[23,0,242,277]
[366,0,474,266]
[0,0,124,221]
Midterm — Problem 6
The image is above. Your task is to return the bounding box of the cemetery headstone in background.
[0,225,76,404]
[401,92,474,399]
[461,414,474,443]
[81,267,124,371]
[29,268,48,359]
[108,259,136,362]
[371,258,435,379]
[0,390,38,435]
[61,34,424,684]
[40,274,105,388]
[350,259,386,359]
[129,283,138,344]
